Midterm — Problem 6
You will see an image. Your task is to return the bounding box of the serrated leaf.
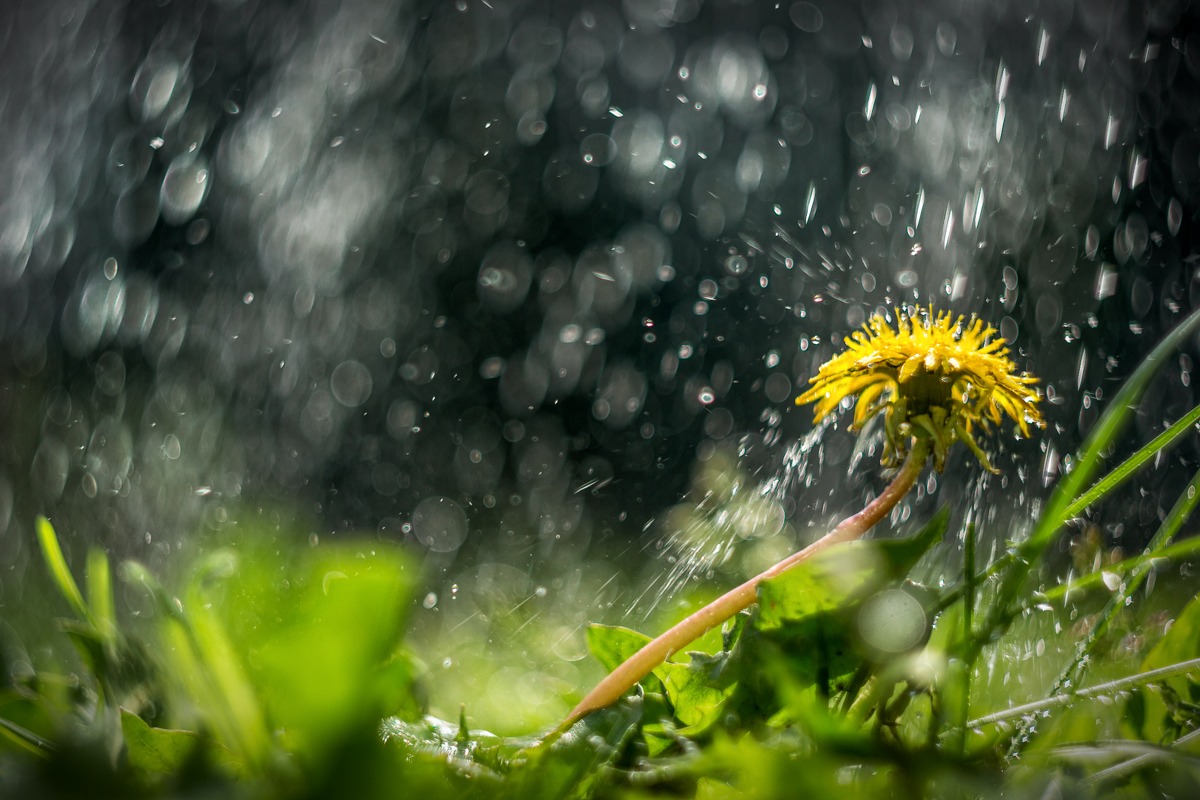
[1143,592,1200,672]
[696,776,747,799]
[120,708,198,775]
[657,653,735,730]
[756,508,948,631]
[586,624,652,673]
[1136,591,1200,743]
[585,623,668,700]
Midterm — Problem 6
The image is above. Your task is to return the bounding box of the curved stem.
[558,438,930,732]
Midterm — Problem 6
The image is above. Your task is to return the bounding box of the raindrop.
[412,496,469,553]
[1094,264,1117,300]
[480,356,504,379]
[160,158,210,225]
[95,351,126,396]
[112,186,160,248]
[465,170,511,215]
[789,2,823,33]
[580,133,617,167]
[857,589,926,654]
[186,219,211,246]
[31,439,69,501]
[723,254,748,276]
[130,56,180,122]
[1168,198,1182,237]
[764,373,792,404]
[803,181,817,224]
[478,242,533,312]
[331,360,373,408]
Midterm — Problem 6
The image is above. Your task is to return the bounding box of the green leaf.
[1143,593,1200,675]
[756,508,948,631]
[86,547,115,639]
[217,544,416,762]
[514,702,643,800]
[1133,591,1200,745]
[120,708,198,776]
[35,516,89,622]
[585,623,669,703]
[657,652,736,730]
[586,624,651,673]
[696,777,746,800]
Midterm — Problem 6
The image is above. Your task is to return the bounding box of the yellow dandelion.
[795,307,1043,473]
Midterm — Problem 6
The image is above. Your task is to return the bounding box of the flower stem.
[558,437,930,732]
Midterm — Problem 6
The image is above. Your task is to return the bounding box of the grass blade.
[962,656,1200,730]
[1029,306,1200,550]
[0,716,55,756]
[35,516,89,622]
[1055,402,1200,524]
[86,547,116,639]
[1029,534,1200,607]
[1083,728,1200,787]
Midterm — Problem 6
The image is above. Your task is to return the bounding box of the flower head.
[795,308,1043,473]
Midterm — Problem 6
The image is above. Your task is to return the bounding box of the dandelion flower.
[795,308,1043,473]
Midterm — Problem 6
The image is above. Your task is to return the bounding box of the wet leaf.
[657,651,736,731]
[586,623,651,673]
[756,508,948,631]
[1137,591,1200,741]
[119,708,197,776]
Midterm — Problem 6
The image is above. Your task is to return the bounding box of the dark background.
[2,0,1199,606]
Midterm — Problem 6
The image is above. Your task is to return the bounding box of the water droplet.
[789,2,823,33]
[331,360,373,408]
[723,254,748,276]
[413,496,469,553]
[1168,198,1183,237]
[160,157,211,225]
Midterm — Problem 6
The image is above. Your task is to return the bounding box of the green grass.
[4,310,1200,798]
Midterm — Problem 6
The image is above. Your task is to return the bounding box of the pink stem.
[559,438,930,731]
